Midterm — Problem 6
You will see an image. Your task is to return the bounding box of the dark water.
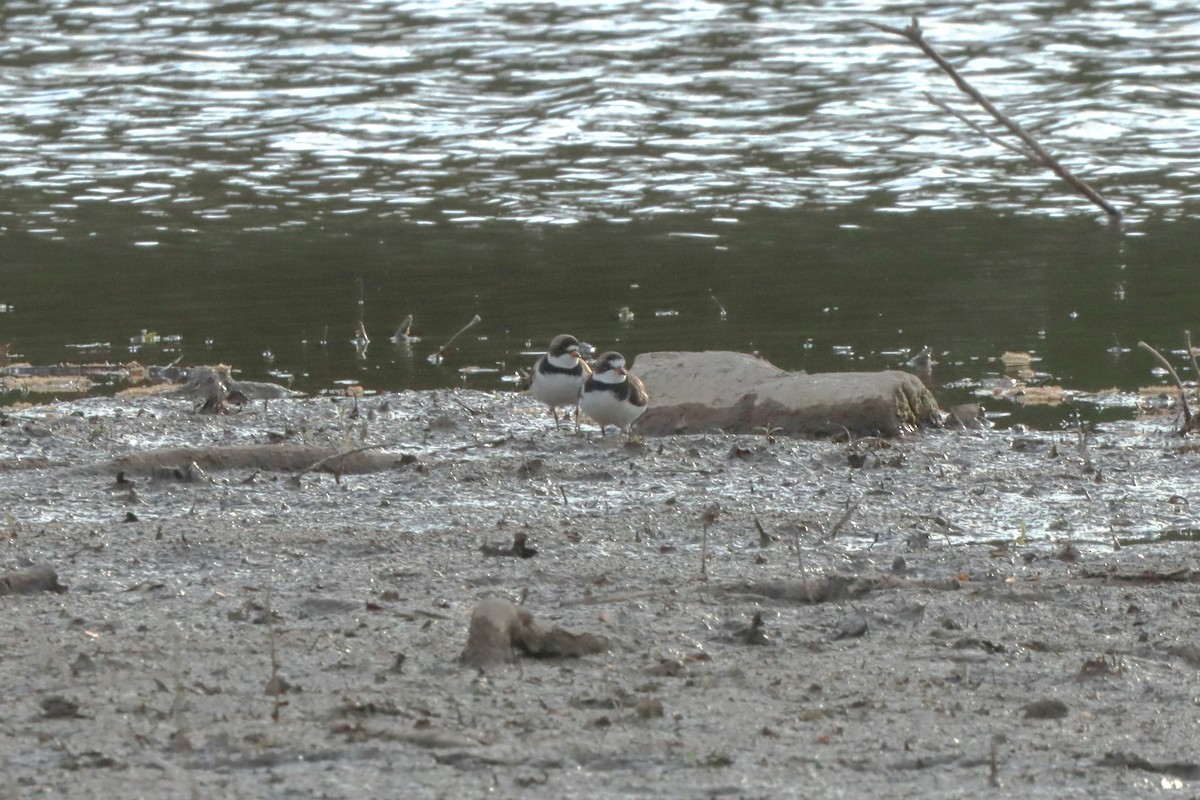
[1,1,1198,420]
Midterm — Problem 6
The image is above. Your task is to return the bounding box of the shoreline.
[0,391,1197,797]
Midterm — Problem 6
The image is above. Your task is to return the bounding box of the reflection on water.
[0,1,1198,419]
[2,0,1198,223]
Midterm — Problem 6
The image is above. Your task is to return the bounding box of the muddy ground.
[1,389,1199,799]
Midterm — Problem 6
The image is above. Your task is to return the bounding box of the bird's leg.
[552,407,562,430]
[573,404,582,434]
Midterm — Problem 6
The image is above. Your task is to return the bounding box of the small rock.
[70,653,96,676]
[41,696,83,719]
[0,564,67,596]
[1055,542,1081,563]
[264,674,291,696]
[743,611,771,646]
[636,696,664,719]
[833,612,868,640]
[1023,698,1068,719]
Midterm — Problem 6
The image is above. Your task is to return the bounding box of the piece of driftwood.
[162,366,301,413]
[632,351,940,438]
[98,445,417,476]
[1097,752,1200,781]
[721,575,881,604]
[459,597,609,670]
[0,564,67,596]
[0,362,138,379]
[867,16,1121,221]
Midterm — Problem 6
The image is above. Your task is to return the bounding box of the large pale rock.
[631,351,940,437]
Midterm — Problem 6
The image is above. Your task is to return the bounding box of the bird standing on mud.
[579,351,648,436]
[529,334,591,430]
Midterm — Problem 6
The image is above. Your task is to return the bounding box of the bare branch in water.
[428,314,482,364]
[924,93,1037,160]
[866,16,1122,221]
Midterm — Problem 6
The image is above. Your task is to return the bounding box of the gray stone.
[631,350,940,437]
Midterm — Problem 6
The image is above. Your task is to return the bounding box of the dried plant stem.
[1187,330,1200,405]
[867,16,1121,221]
[432,314,482,361]
[699,503,720,582]
[827,497,861,540]
[1138,340,1194,433]
[265,583,286,722]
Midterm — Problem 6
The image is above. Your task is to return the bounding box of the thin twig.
[290,442,390,480]
[1186,330,1200,405]
[1138,341,1193,432]
[827,498,861,540]
[265,581,286,722]
[446,436,510,452]
[429,314,482,363]
[867,16,1122,220]
[924,93,1037,160]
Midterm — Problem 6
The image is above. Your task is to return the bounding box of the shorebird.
[529,334,591,430]
[579,351,648,436]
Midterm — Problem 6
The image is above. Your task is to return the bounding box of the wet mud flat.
[1,390,1199,798]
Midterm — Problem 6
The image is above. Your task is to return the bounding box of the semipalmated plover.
[529,334,591,430]
[579,351,648,436]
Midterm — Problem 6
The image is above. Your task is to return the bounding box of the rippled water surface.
[1,1,1199,419]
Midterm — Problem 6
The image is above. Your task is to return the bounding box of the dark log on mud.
[0,362,136,379]
[721,575,882,604]
[99,444,416,476]
[0,564,67,596]
[460,597,610,670]
[866,16,1121,222]
[632,351,940,438]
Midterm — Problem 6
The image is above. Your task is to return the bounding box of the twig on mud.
[790,527,818,603]
[826,497,861,540]
[1066,412,1094,472]
[264,583,288,722]
[866,16,1122,221]
[699,502,721,581]
[289,442,391,482]
[1138,340,1194,433]
[843,596,872,638]
[449,394,484,416]
[446,436,510,453]
[753,514,773,548]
